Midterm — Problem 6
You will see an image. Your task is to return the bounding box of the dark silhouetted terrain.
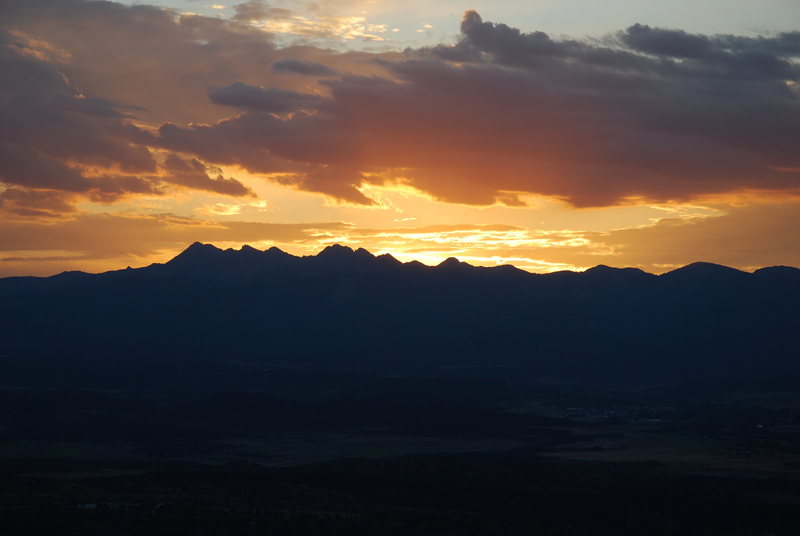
[1,243,798,385]
[1,244,799,534]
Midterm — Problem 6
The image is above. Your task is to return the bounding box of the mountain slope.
[0,244,798,386]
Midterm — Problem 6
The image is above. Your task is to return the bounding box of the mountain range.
[1,243,798,386]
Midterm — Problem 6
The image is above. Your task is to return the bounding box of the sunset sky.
[1,0,798,276]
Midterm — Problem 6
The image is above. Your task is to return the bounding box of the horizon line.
[3,241,798,280]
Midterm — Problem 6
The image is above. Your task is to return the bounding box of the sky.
[0,0,798,276]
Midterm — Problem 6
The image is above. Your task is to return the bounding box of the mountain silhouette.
[659,261,750,284]
[0,243,798,386]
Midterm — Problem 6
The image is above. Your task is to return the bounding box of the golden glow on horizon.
[48,163,753,279]
[5,195,800,278]
[36,151,799,282]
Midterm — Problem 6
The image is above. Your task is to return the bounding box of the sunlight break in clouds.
[249,15,389,42]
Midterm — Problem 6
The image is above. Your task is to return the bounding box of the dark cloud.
[208,83,326,112]
[0,188,77,219]
[272,58,337,77]
[276,164,375,204]
[0,68,156,173]
[0,0,391,207]
[0,45,162,207]
[157,118,286,174]
[161,155,254,197]
[0,61,255,208]
[2,1,799,209]
[1,0,279,124]
[457,9,569,62]
[620,24,713,59]
[0,142,160,200]
[232,1,293,22]
[0,0,383,124]
[0,143,98,192]
[0,6,264,212]
[150,10,799,206]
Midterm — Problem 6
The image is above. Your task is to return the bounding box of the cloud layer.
[154,10,800,207]
[3,1,798,215]
[1,0,798,276]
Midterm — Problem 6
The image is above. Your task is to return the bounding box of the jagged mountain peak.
[168,242,223,265]
[354,247,375,258]
[318,244,354,256]
[186,241,219,253]
[376,252,401,265]
[438,257,469,269]
[314,244,376,266]
[267,245,291,257]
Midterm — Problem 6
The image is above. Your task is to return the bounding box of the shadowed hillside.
[1,243,798,386]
